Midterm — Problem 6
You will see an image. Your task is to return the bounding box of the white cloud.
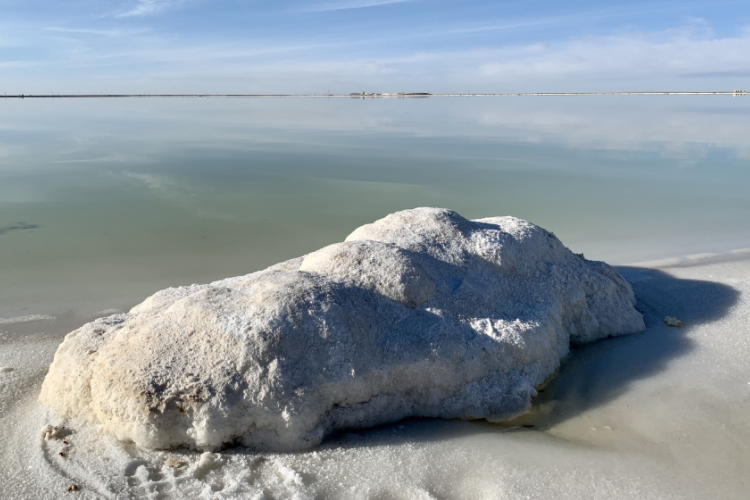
[6,18,750,96]
[186,27,750,91]
[116,0,187,18]
[0,60,40,70]
[45,27,145,37]
[478,29,750,82]
[127,24,750,88]
[305,0,414,13]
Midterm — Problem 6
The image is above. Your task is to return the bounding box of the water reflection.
[0,96,748,316]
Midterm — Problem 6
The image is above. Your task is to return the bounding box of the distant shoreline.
[1,91,748,99]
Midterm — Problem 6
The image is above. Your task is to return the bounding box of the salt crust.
[0,314,56,325]
[39,208,644,451]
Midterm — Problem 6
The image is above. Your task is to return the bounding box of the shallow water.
[1,96,750,318]
[1,96,749,499]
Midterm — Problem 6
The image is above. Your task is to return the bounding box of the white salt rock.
[198,452,219,468]
[194,451,221,479]
[41,425,62,441]
[38,208,644,451]
[275,463,304,486]
[164,457,186,468]
[664,316,682,327]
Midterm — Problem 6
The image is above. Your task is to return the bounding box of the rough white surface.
[39,208,644,451]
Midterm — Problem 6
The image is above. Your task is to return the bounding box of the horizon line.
[1,91,748,99]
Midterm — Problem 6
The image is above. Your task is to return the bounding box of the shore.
[0,251,748,499]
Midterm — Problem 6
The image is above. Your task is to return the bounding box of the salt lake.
[1,96,748,499]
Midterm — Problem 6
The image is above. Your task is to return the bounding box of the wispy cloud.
[45,27,145,37]
[6,8,750,96]
[305,0,414,13]
[87,41,333,65]
[477,29,750,82]
[116,0,187,18]
[0,60,41,70]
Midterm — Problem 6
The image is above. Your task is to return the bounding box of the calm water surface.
[1,96,749,317]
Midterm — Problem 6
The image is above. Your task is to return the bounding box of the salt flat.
[2,95,749,499]
[1,252,747,499]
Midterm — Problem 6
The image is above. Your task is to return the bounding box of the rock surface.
[39,208,644,451]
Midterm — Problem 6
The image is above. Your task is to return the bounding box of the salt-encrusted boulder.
[39,208,644,451]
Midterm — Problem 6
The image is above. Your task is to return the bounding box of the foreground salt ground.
[0,252,748,499]
[38,208,643,452]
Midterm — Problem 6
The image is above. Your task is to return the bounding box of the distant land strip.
[1,91,748,99]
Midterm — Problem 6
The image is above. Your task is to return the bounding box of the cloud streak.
[305,0,414,13]
[4,14,750,95]
[45,27,145,37]
[116,0,187,18]
[477,29,750,82]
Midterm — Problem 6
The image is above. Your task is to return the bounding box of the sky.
[0,0,749,93]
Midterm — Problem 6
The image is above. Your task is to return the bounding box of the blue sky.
[1,0,749,93]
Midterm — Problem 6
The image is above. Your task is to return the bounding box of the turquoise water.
[1,96,749,317]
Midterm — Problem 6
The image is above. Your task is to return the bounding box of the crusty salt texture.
[39,208,644,451]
